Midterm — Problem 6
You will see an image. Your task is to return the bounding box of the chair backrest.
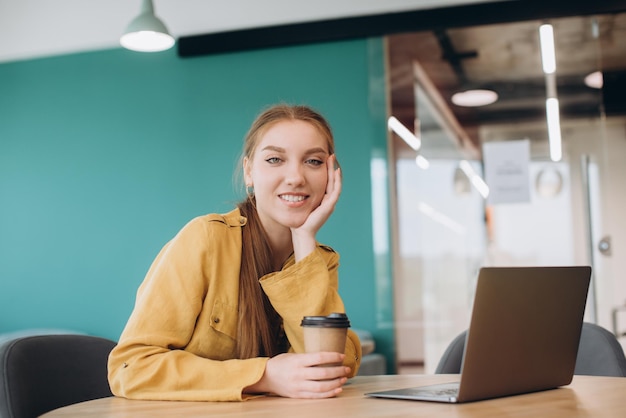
[435,322,626,377]
[0,334,117,418]
[433,330,466,374]
[575,322,626,376]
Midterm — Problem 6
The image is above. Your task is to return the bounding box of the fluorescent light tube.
[388,116,421,151]
[539,24,556,74]
[546,98,562,162]
[415,155,430,170]
[459,160,490,199]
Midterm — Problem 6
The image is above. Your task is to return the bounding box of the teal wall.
[0,38,395,371]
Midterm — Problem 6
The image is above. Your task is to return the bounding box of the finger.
[299,380,346,398]
[306,365,349,382]
[301,352,345,367]
[297,386,343,399]
[332,166,342,198]
[325,154,336,195]
[321,168,341,211]
[295,375,347,394]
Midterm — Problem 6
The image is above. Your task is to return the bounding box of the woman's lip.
[278,192,308,196]
[278,193,309,202]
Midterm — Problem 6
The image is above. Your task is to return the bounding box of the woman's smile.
[279,193,308,204]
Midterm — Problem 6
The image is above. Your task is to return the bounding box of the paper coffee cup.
[301,313,350,366]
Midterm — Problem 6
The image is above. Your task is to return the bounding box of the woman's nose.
[285,163,305,186]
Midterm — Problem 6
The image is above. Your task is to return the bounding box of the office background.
[4,1,626,376]
[0,37,396,370]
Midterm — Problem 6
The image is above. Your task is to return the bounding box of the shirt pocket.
[209,299,238,340]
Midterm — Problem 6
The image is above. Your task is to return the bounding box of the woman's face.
[244,119,330,232]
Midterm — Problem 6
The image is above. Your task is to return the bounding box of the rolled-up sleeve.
[260,246,362,376]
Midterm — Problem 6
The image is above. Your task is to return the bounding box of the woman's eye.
[306,159,324,166]
[266,157,282,164]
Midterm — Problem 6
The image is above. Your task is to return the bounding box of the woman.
[108,104,362,401]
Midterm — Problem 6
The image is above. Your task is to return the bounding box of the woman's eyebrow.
[260,145,285,153]
[304,147,328,156]
[260,146,328,156]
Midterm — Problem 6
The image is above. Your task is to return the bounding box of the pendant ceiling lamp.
[451,89,498,107]
[120,0,175,52]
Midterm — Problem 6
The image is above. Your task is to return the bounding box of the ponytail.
[235,198,285,358]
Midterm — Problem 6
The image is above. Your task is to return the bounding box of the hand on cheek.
[297,155,341,234]
[290,155,342,262]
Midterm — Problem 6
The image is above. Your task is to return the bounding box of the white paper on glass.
[483,139,531,205]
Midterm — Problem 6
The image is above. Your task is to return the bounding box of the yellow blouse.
[107,208,362,401]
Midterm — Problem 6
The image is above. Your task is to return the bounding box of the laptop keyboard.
[429,387,460,397]
[404,383,459,397]
[365,382,461,402]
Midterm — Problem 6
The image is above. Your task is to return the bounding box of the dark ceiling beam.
[433,29,476,87]
[603,71,626,115]
[178,0,626,58]
[461,105,606,125]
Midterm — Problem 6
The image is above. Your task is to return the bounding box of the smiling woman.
[243,120,334,248]
[107,103,362,402]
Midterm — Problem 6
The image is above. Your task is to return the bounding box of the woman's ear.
[243,157,252,186]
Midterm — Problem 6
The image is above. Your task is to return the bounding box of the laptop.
[366,266,591,403]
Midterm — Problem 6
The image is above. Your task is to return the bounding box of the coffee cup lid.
[300,312,351,328]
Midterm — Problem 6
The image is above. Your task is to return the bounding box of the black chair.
[435,322,626,377]
[0,334,117,418]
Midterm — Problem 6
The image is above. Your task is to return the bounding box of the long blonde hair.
[235,104,335,358]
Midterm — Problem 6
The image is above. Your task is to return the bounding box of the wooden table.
[41,374,626,417]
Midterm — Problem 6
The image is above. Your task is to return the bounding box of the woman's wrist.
[243,366,270,395]
[291,231,316,262]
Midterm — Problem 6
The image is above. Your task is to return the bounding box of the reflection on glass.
[387,12,626,372]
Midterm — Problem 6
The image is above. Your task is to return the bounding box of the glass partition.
[387,12,626,373]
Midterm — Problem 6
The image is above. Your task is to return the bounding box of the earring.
[245,184,254,199]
